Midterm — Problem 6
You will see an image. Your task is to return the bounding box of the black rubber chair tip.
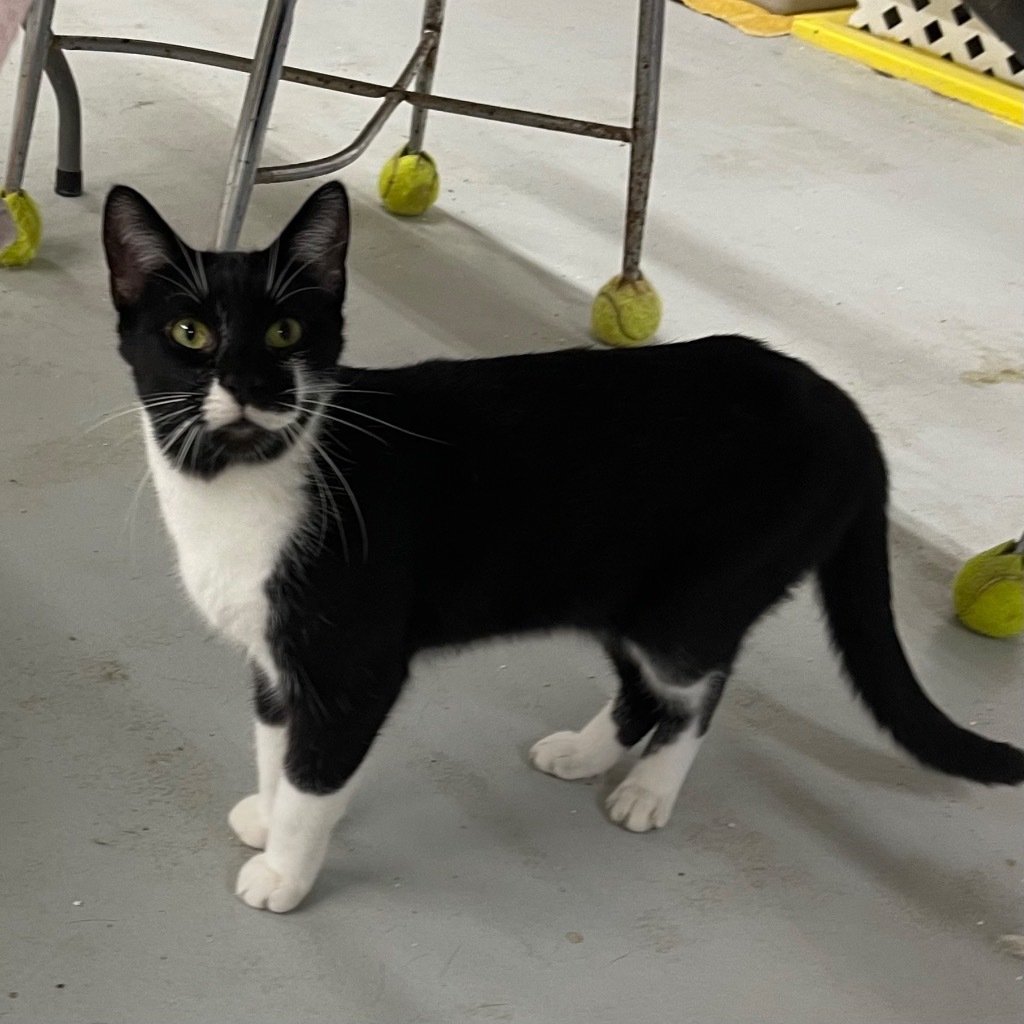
[55,169,83,197]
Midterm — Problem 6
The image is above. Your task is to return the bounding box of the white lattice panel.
[850,0,1023,85]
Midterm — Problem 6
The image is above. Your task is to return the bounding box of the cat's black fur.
[103,181,1024,834]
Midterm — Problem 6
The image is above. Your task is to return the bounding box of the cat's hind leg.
[605,646,728,833]
[229,668,287,850]
[530,640,661,780]
[605,547,807,832]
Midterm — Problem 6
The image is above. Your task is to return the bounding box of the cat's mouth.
[149,400,308,476]
[216,417,271,451]
[219,419,262,441]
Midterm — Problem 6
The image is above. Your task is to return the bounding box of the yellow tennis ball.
[953,540,1024,638]
[0,189,42,268]
[591,274,662,347]
[378,148,440,217]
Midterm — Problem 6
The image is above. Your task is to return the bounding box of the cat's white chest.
[144,429,308,678]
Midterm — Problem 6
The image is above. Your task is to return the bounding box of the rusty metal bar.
[622,0,665,282]
[407,0,447,154]
[52,34,633,143]
[256,30,438,183]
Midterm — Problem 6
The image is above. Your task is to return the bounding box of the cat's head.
[102,182,350,476]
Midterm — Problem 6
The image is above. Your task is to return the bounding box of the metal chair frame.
[4,0,664,281]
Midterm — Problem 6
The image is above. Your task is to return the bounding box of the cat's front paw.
[235,853,311,913]
[605,781,675,833]
[529,729,620,780]
[228,794,269,849]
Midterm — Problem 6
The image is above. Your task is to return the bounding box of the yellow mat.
[678,0,792,38]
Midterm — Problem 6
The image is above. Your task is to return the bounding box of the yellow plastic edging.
[793,9,1023,127]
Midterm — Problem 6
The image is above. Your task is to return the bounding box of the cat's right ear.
[102,186,179,307]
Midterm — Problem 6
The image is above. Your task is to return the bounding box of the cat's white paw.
[529,725,622,781]
[235,853,311,913]
[605,781,675,832]
[528,708,622,778]
[228,794,269,849]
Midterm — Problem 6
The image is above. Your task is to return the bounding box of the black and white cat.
[102,182,1024,914]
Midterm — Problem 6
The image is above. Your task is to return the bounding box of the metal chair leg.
[45,45,83,196]
[213,0,299,250]
[590,0,665,346]
[407,0,447,154]
[3,0,58,195]
[622,0,665,282]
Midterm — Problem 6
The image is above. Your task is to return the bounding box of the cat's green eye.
[168,318,214,351]
[266,318,303,349]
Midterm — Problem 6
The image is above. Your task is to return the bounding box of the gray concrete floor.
[2,1,1022,1021]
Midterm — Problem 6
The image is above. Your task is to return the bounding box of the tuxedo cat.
[102,181,1024,913]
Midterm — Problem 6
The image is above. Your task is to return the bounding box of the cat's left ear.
[274,181,350,296]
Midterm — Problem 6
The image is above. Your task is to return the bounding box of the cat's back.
[370,335,826,401]
[358,334,854,442]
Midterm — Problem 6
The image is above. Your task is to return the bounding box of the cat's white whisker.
[270,239,346,302]
[159,413,197,449]
[187,424,205,474]
[309,435,367,564]
[330,388,392,399]
[265,238,280,293]
[327,401,432,442]
[268,251,298,299]
[86,404,146,432]
[175,236,207,298]
[149,405,194,430]
[173,425,197,474]
[322,400,443,445]
[298,427,346,564]
[144,395,196,406]
[195,250,209,295]
[123,465,153,531]
[299,404,385,447]
[305,448,341,557]
[297,376,437,445]
[153,268,201,303]
[87,395,192,433]
[122,464,156,572]
[161,414,200,467]
[273,285,329,305]
[299,399,387,448]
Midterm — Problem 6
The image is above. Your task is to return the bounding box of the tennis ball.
[0,189,42,268]
[953,540,1024,638]
[378,148,440,217]
[591,274,662,347]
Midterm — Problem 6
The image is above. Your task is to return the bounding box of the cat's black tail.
[817,498,1024,786]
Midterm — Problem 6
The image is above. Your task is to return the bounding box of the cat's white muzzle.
[203,380,299,433]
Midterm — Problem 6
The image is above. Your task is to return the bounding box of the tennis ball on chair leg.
[591,274,662,347]
[0,189,42,267]
[378,148,440,217]
[953,539,1024,638]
